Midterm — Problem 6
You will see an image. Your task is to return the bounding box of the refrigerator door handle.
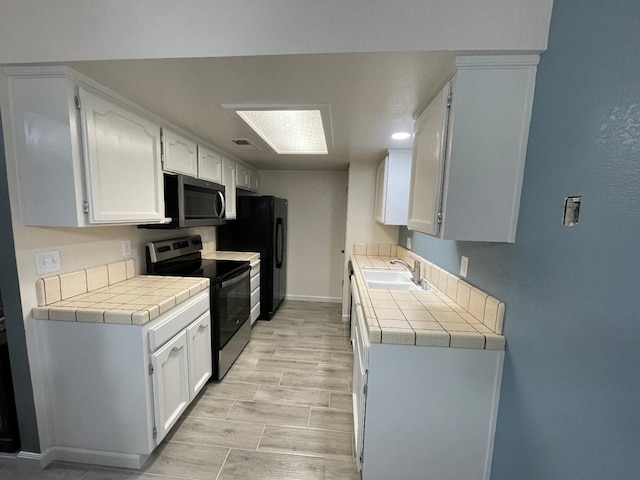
[275,218,284,268]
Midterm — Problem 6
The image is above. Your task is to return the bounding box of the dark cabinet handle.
[275,218,284,268]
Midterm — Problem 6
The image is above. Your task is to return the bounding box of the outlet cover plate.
[122,239,132,257]
[460,256,469,278]
[36,250,61,275]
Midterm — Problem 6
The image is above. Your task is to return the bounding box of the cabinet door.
[151,330,190,443]
[162,129,198,176]
[222,157,237,219]
[79,87,164,224]
[374,158,387,223]
[198,146,222,183]
[187,312,212,401]
[407,82,451,235]
[351,287,369,472]
[249,169,259,192]
[79,88,164,223]
[236,163,249,189]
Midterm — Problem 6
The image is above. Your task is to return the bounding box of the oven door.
[217,267,251,348]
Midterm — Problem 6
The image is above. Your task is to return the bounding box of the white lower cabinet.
[249,259,261,325]
[187,313,213,400]
[350,277,368,471]
[151,330,190,442]
[35,290,210,469]
[352,282,504,480]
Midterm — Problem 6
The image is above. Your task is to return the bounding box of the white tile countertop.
[202,251,260,262]
[351,247,506,350]
[32,259,209,326]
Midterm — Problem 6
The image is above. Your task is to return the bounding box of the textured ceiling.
[68,52,455,170]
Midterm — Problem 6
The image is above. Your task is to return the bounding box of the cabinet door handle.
[171,346,182,353]
[198,323,208,330]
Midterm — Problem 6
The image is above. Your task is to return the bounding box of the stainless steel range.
[146,235,251,380]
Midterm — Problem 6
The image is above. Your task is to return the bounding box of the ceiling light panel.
[235,109,328,154]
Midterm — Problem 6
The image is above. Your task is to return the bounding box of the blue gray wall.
[399,1,640,478]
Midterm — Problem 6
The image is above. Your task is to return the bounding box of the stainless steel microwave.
[141,174,226,228]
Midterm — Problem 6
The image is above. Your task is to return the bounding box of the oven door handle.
[220,269,250,289]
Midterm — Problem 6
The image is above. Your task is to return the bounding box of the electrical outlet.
[122,239,132,257]
[406,237,412,249]
[460,256,469,278]
[36,250,61,275]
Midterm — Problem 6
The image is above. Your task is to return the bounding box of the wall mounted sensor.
[562,196,581,226]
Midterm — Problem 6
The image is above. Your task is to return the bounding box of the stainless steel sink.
[362,269,421,291]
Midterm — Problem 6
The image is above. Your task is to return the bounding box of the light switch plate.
[122,239,132,257]
[406,237,412,249]
[36,250,61,275]
[460,256,469,278]
[563,196,581,226]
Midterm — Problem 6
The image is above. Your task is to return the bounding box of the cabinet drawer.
[250,288,260,307]
[148,291,209,352]
[251,302,260,324]
[250,273,260,292]
[250,260,260,275]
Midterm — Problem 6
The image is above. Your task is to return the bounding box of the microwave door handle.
[220,269,250,289]
[214,190,225,219]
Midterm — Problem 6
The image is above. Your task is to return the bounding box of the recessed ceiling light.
[391,132,412,140]
[234,109,329,154]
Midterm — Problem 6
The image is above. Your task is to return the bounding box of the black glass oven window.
[218,274,250,348]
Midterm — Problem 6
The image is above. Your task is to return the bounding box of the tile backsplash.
[36,258,136,307]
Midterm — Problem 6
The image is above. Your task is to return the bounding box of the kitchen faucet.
[390,258,421,286]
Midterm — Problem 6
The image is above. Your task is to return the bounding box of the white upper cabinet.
[236,163,250,189]
[236,163,259,192]
[408,55,539,243]
[249,169,259,192]
[197,146,223,184]
[222,157,237,220]
[162,128,198,177]
[374,149,412,225]
[6,67,164,227]
[79,88,164,224]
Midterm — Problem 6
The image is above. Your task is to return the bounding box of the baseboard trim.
[285,294,342,303]
[17,448,55,469]
[18,447,148,470]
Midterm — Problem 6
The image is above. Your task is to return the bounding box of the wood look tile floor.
[0,301,360,480]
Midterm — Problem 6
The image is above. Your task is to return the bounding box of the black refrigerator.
[217,196,287,320]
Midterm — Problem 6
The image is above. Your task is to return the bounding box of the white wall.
[342,161,400,317]
[0,1,553,62]
[258,170,348,302]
